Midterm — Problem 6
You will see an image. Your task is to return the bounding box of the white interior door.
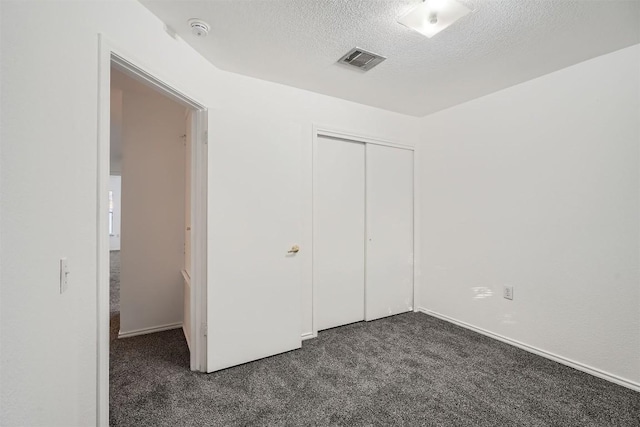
[183,111,192,351]
[185,111,192,276]
[365,144,414,321]
[314,136,365,331]
[207,110,303,372]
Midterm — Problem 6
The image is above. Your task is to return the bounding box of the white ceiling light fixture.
[398,0,472,39]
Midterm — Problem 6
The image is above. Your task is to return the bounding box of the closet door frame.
[311,126,419,338]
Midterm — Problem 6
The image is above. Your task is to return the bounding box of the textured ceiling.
[140,0,640,117]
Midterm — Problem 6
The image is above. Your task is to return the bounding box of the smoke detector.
[338,47,386,72]
[188,19,210,37]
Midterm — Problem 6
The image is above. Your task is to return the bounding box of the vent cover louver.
[338,47,386,71]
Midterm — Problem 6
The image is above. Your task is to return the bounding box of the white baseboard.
[417,307,640,392]
[301,331,317,341]
[118,322,183,339]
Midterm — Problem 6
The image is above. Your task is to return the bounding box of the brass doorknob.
[287,245,300,254]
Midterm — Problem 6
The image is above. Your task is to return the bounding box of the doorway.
[110,67,188,340]
[97,43,208,426]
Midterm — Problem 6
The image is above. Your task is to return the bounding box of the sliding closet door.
[365,144,414,321]
[315,136,365,331]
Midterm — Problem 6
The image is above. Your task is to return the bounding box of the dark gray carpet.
[110,250,121,341]
[109,253,639,426]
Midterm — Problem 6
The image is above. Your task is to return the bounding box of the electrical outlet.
[60,258,70,294]
[503,286,513,300]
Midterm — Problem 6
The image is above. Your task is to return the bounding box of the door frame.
[311,126,418,338]
[97,35,208,427]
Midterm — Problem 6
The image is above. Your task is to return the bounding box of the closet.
[314,134,414,331]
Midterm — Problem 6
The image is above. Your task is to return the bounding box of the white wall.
[119,74,186,336]
[109,175,121,251]
[419,44,640,388]
[110,88,123,174]
[0,1,421,425]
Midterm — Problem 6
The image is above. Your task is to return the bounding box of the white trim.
[191,109,209,373]
[97,34,209,427]
[412,146,420,312]
[110,54,205,111]
[301,332,317,341]
[96,34,110,427]
[417,307,640,392]
[363,140,370,321]
[315,126,415,151]
[310,125,319,338]
[301,124,314,346]
[118,322,183,339]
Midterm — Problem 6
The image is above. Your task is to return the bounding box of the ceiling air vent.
[338,47,386,71]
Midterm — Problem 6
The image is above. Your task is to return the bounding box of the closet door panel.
[366,144,414,321]
[315,136,365,331]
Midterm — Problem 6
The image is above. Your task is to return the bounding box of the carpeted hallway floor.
[109,251,639,426]
[110,250,121,342]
